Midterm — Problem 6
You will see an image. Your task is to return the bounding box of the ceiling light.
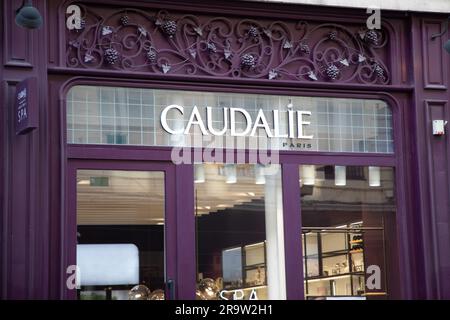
[194,163,205,183]
[368,166,381,187]
[224,164,237,184]
[301,165,315,185]
[77,179,90,185]
[254,164,266,185]
[334,165,346,186]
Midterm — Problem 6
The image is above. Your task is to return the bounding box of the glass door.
[66,161,176,300]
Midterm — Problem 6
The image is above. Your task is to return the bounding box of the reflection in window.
[195,164,285,300]
[76,170,165,300]
[300,165,397,300]
[67,86,393,154]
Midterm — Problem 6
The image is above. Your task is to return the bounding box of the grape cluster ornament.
[374,64,384,79]
[241,54,256,68]
[120,15,129,26]
[328,31,337,40]
[299,43,310,54]
[248,26,259,38]
[364,30,378,45]
[105,48,119,65]
[162,20,177,38]
[147,49,157,63]
[326,64,339,80]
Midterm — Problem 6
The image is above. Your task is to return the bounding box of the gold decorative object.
[196,289,207,300]
[128,284,151,300]
[149,289,165,300]
[198,278,219,300]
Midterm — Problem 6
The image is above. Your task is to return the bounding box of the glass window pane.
[195,164,285,300]
[300,165,396,300]
[76,170,165,300]
[66,86,394,153]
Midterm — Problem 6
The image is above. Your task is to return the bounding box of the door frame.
[64,159,190,299]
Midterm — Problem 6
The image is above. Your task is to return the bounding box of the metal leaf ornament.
[162,63,171,74]
[308,71,318,81]
[283,40,293,49]
[84,52,94,63]
[340,59,349,67]
[102,26,113,36]
[224,48,232,60]
[269,69,278,80]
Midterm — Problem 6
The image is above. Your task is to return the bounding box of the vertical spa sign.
[15,77,38,135]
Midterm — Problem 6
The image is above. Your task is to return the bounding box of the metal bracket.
[431,16,450,40]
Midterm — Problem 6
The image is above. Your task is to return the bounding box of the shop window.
[299,165,397,300]
[67,86,394,154]
[76,170,165,300]
[194,164,285,300]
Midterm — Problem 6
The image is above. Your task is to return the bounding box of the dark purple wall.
[1,0,51,299]
[1,0,450,299]
[410,16,450,299]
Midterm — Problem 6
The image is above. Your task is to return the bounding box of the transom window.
[66,86,393,153]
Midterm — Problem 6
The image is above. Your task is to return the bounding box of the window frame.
[61,77,407,300]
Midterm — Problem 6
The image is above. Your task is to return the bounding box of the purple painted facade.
[1,0,449,299]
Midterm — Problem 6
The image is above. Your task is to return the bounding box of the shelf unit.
[302,227,366,298]
[222,242,267,291]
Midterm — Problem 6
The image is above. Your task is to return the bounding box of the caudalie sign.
[160,105,314,139]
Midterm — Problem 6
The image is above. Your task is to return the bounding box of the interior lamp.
[368,166,381,187]
[194,163,205,183]
[254,164,266,185]
[301,165,315,186]
[334,165,346,186]
[224,164,237,184]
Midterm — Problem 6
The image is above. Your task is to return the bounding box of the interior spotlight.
[368,166,381,187]
[15,0,42,29]
[224,164,237,184]
[254,164,266,185]
[194,163,205,184]
[300,165,315,186]
[334,165,346,186]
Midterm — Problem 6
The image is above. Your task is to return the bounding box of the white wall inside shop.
[264,167,287,300]
[245,0,450,13]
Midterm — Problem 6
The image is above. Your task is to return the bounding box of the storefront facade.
[1,0,450,300]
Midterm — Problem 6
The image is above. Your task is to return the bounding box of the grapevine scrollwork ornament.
[66,6,391,84]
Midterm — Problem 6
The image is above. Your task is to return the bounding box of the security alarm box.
[432,120,446,136]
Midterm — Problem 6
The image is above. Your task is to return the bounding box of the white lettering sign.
[66,5,82,30]
[160,105,313,139]
[366,265,381,289]
[161,104,184,134]
[366,6,381,30]
[219,289,259,300]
